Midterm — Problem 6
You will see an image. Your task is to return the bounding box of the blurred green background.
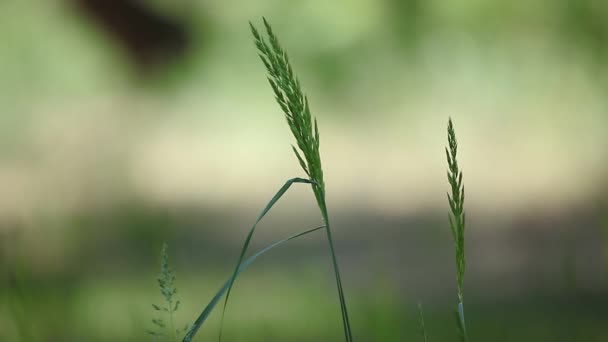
[1,0,608,341]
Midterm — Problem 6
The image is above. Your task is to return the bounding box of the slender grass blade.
[218,177,312,340]
[182,224,324,342]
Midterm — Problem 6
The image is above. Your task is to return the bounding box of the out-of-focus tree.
[72,0,194,72]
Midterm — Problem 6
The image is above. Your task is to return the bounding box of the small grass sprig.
[149,243,188,342]
[446,118,469,341]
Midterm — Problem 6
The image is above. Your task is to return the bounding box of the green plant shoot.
[249,18,354,341]
[446,118,469,341]
[149,243,188,342]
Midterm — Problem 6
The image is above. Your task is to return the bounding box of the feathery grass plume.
[149,243,188,342]
[446,118,468,341]
[417,302,429,342]
[249,18,354,341]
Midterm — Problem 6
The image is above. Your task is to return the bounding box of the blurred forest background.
[1,0,608,341]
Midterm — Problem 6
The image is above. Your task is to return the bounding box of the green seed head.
[446,118,466,302]
[250,19,325,199]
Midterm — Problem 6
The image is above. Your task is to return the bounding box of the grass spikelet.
[446,118,469,341]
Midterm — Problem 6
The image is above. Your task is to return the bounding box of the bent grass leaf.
[182,225,325,342]
[218,177,313,339]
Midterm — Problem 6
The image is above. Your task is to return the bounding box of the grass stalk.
[417,302,429,342]
[250,18,354,341]
[601,200,608,276]
[446,118,469,342]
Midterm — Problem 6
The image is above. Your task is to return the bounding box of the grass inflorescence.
[446,118,469,341]
[149,243,188,342]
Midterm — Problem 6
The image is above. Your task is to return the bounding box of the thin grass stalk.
[319,195,353,340]
[418,302,429,342]
[601,201,608,276]
[446,118,468,342]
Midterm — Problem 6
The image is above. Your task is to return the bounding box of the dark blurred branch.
[73,0,192,70]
